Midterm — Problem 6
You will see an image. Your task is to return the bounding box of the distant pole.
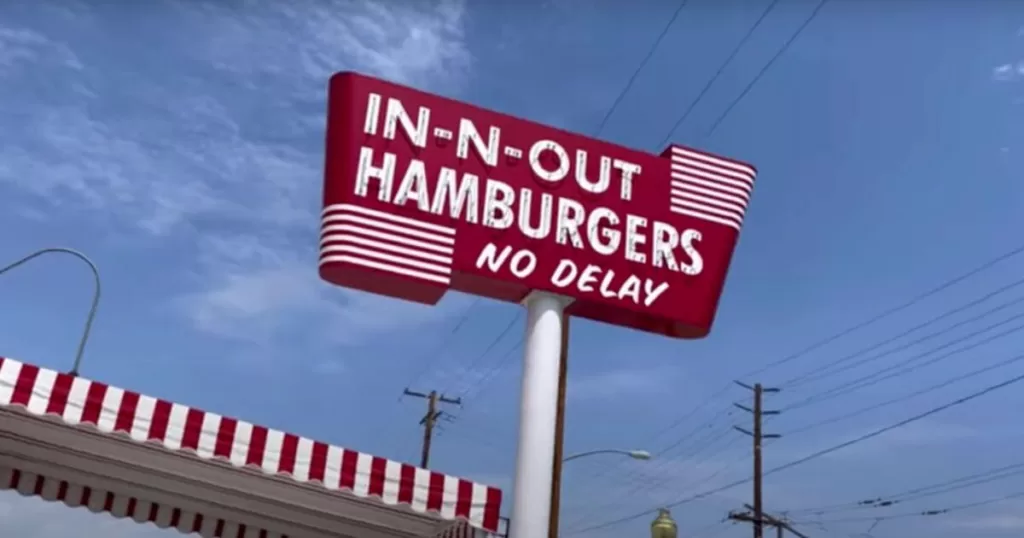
[734,381,781,538]
[403,388,461,468]
[0,247,102,376]
[548,316,570,538]
[753,383,764,538]
[509,292,570,538]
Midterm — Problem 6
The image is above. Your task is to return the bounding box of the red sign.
[320,72,757,339]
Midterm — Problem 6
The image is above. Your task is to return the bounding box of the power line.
[566,381,743,509]
[440,311,521,397]
[451,334,522,404]
[704,0,829,137]
[788,298,1024,391]
[808,490,1024,524]
[441,332,524,429]
[426,0,697,430]
[572,255,1024,527]
[782,278,1024,388]
[567,370,1024,534]
[562,425,740,528]
[783,313,1024,412]
[786,460,1024,516]
[622,334,1024,521]
[785,350,1024,437]
[566,0,1024,508]
[402,388,462,468]
[579,405,733,491]
[571,0,1024,511]
[449,0,696,393]
[580,422,735,510]
[400,297,483,393]
[783,296,1024,397]
[741,245,1024,384]
[655,0,782,148]
[593,0,692,137]
[729,506,810,538]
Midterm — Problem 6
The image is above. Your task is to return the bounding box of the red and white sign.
[320,72,757,338]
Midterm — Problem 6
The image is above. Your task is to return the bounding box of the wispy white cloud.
[0,27,81,73]
[993,62,1024,82]
[0,0,473,353]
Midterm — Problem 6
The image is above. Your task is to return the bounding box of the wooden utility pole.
[729,506,808,538]
[548,317,570,538]
[403,388,461,468]
[734,382,780,538]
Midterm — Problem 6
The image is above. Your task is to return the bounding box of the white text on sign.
[357,93,706,278]
[475,243,670,307]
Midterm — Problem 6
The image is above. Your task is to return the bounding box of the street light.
[562,449,652,463]
[549,449,652,538]
[650,508,678,538]
[0,247,102,376]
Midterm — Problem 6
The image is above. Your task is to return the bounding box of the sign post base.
[509,291,571,538]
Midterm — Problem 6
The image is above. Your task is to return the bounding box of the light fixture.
[650,508,678,538]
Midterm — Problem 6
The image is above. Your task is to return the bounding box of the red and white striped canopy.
[0,357,502,537]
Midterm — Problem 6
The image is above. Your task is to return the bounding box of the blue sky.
[1,1,1024,537]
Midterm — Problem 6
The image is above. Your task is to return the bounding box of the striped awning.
[0,357,502,536]
[434,519,507,538]
[1,465,288,537]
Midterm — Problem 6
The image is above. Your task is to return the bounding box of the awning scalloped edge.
[0,357,502,533]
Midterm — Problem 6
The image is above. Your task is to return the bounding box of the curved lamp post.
[0,248,102,376]
[562,449,652,463]
[549,449,652,538]
[650,508,678,538]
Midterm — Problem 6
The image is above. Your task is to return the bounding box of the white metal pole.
[508,291,570,538]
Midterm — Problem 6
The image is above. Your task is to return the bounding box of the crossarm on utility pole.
[402,388,461,468]
[731,506,810,538]
[734,381,782,538]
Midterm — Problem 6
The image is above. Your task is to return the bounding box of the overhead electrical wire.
[565,0,1024,526]
[567,370,1024,534]
[442,329,524,428]
[594,289,1024,527]
[453,337,523,403]
[434,0,695,415]
[560,406,740,524]
[641,350,1024,521]
[808,490,1024,524]
[742,246,1024,383]
[639,195,1024,451]
[618,425,736,496]
[574,257,1024,526]
[440,311,521,397]
[786,295,1024,390]
[567,0,836,505]
[563,428,749,528]
[654,0,783,148]
[703,0,828,137]
[785,350,1024,437]
[781,276,1024,388]
[579,404,734,487]
[785,460,1024,516]
[783,312,1024,412]
[593,0,693,137]
[400,297,483,392]
[602,342,1024,511]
